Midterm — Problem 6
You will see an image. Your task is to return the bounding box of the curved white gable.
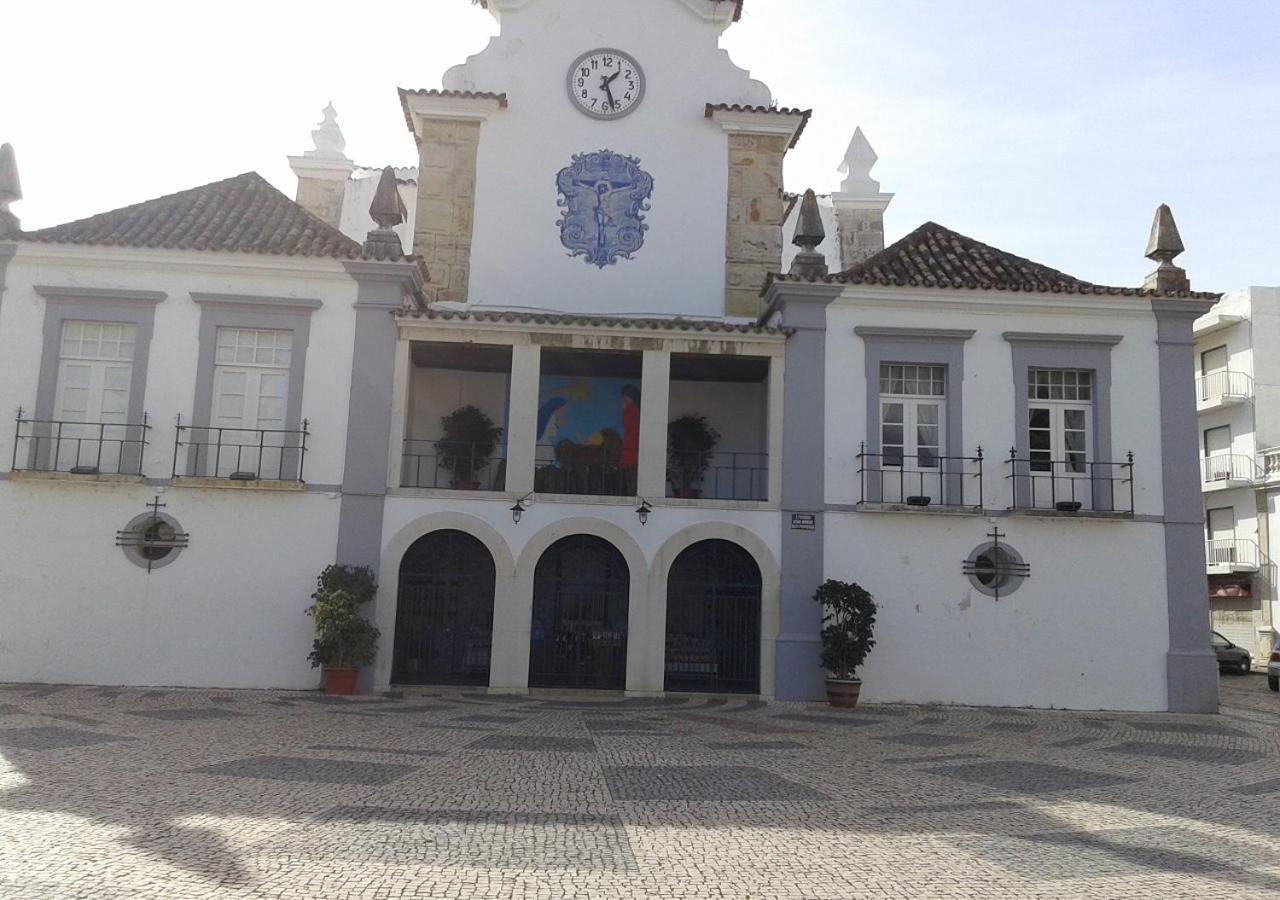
[441,0,774,318]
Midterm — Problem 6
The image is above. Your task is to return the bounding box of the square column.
[505,343,541,494]
[385,337,411,489]
[637,350,672,500]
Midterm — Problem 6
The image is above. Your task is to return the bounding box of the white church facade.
[0,0,1222,712]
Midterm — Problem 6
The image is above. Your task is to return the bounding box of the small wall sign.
[791,513,817,531]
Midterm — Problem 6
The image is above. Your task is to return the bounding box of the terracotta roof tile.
[705,103,812,149]
[398,306,789,336]
[766,221,1221,300]
[20,172,383,261]
[397,88,509,133]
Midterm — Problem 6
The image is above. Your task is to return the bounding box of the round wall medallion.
[567,48,646,120]
[965,540,1028,599]
[120,510,186,571]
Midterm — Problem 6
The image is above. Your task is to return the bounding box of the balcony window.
[402,342,511,491]
[667,354,770,501]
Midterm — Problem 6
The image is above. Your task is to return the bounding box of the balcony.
[11,409,151,477]
[1206,538,1261,574]
[400,341,512,493]
[1196,370,1253,411]
[1201,454,1259,490]
[856,446,984,511]
[1006,452,1135,516]
[173,417,309,484]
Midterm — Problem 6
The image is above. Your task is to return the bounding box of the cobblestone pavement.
[0,675,1277,899]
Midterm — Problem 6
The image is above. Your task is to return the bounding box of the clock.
[567,49,646,120]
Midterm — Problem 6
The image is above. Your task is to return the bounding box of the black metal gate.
[529,535,629,690]
[392,530,495,686]
[665,540,762,694]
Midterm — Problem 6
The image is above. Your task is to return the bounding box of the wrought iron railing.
[667,450,768,502]
[1206,538,1261,570]
[173,414,309,483]
[1201,454,1260,484]
[401,439,507,491]
[534,442,633,497]
[1196,370,1253,406]
[856,444,984,509]
[11,408,150,476]
[1006,450,1134,514]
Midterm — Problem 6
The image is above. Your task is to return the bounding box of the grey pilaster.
[337,261,424,573]
[770,281,842,701]
[1153,297,1220,713]
[0,242,15,319]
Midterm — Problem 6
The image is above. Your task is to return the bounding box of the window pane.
[1029,408,1051,429]
[882,403,904,424]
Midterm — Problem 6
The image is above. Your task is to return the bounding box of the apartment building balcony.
[11,408,151,478]
[1196,370,1253,412]
[1206,538,1261,575]
[1201,454,1260,491]
[1261,448,1280,484]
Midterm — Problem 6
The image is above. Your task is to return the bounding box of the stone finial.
[363,166,407,258]
[788,189,829,279]
[1143,203,1191,293]
[309,102,348,159]
[0,143,21,238]
[369,166,407,229]
[838,127,880,195]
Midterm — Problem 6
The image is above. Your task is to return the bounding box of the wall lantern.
[635,498,652,526]
[510,492,534,525]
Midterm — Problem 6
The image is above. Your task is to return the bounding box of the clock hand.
[602,78,617,111]
[603,70,621,87]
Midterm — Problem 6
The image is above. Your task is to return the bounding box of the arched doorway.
[529,535,630,690]
[393,530,496,686]
[665,539,762,694]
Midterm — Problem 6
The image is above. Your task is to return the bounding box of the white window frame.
[1026,368,1094,509]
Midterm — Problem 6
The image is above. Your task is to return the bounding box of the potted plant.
[814,579,878,708]
[306,564,380,695]
[436,405,503,490]
[667,414,720,499]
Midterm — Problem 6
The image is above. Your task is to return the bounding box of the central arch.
[392,529,496,686]
[665,539,763,694]
[529,534,630,690]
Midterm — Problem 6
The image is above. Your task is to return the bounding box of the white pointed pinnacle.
[838,127,880,195]
[309,102,348,160]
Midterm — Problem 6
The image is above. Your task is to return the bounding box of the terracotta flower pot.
[321,666,359,696]
[825,678,862,708]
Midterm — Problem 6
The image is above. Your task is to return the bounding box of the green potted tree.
[667,414,720,499]
[814,579,878,708]
[436,405,504,490]
[306,564,380,695]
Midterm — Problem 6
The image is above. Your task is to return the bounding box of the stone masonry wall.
[413,120,481,303]
[835,206,886,271]
[724,133,788,319]
[295,178,347,231]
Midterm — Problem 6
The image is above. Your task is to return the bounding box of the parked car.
[1268,639,1279,692]
[1211,631,1252,675]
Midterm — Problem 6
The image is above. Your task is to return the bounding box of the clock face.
[567,49,645,120]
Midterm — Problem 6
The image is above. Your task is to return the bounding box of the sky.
[3,0,1278,290]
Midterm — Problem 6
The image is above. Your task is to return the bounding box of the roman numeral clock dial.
[568,49,645,120]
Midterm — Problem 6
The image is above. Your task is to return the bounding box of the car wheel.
[1270,675,1279,692]
[1239,658,1251,675]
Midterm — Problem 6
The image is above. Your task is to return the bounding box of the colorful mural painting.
[536,376,641,495]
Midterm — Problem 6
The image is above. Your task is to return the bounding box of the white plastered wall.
[0,245,360,688]
[820,289,1174,710]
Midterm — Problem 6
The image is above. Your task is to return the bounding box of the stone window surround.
[119,509,185,571]
[1004,332,1123,509]
[32,286,166,472]
[186,293,320,480]
[855,327,974,505]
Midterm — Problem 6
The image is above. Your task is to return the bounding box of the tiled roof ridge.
[19,171,403,262]
[397,88,510,133]
[704,103,813,149]
[399,305,789,335]
[763,220,1222,300]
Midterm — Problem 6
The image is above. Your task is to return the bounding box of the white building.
[1194,286,1280,667]
[0,0,1223,711]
